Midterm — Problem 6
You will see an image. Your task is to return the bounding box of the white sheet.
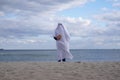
[54,23,73,60]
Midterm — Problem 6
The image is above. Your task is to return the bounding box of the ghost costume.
[54,23,73,61]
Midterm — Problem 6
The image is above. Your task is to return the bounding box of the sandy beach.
[0,62,120,80]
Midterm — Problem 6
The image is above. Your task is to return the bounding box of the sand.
[0,62,120,80]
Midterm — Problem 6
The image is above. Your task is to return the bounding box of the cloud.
[108,0,120,7]
[0,0,92,15]
[98,11,120,22]
[93,0,120,38]
[0,11,4,16]
[0,35,54,49]
[89,5,120,49]
[0,0,95,49]
[0,0,119,49]
[93,7,120,36]
[0,0,93,39]
[0,17,52,38]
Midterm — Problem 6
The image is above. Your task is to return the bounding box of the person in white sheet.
[54,23,73,62]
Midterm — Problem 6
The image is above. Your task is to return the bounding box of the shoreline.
[0,62,120,80]
[1,49,120,51]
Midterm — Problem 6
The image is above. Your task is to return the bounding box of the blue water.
[0,49,120,62]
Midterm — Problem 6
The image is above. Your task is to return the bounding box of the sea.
[0,49,120,62]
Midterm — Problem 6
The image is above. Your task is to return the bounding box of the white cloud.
[0,0,93,39]
[94,10,120,37]
[0,11,4,16]
[0,0,92,15]
[89,4,120,49]
[107,0,120,7]
[113,3,120,7]
[0,0,119,49]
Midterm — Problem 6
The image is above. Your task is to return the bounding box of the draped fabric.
[54,23,73,60]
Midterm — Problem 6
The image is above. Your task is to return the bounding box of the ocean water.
[0,49,120,62]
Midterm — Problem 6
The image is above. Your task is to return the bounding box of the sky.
[0,0,120,49]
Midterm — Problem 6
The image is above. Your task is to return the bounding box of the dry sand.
[0,62,120,80]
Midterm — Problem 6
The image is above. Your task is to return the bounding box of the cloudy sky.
[0,0,120,49]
